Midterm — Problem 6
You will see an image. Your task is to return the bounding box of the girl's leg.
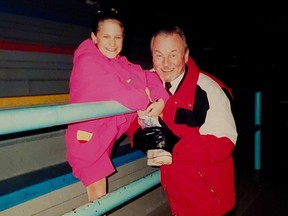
[86,177,107,202]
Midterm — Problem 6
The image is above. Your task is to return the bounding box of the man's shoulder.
[197,71,233,99]
[198,72,219,86]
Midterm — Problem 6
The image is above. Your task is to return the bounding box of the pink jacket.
[65,39,169,186]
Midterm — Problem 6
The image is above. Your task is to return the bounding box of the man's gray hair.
[150,25,189,51]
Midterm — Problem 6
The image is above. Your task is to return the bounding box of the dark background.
[91,1,286,97]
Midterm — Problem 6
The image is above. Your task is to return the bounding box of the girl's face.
[91,19,124,59]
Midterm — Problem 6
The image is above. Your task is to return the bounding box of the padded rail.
[0,100,134,135]
[63,170,160,216]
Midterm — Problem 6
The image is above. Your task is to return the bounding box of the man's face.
[151,33,189,82]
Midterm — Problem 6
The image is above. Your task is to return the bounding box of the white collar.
[168,72,185,94]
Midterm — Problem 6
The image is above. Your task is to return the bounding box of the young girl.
[65,8,169,202]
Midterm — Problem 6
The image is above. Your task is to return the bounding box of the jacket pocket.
[77,130,93,143]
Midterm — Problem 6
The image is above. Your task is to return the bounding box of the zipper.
[198,171,220,203]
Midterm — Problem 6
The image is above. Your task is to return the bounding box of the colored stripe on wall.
[0,40,75,54]
[0,94,69,108]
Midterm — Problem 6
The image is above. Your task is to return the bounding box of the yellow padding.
[0,94,69,108]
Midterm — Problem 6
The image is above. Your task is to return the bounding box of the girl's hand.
[144,98,165,118]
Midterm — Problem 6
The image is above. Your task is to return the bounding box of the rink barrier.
[0,92,262,215]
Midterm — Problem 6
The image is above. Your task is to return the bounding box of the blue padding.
[0,150,146,211]
[0,173,78,211]
[113,151,145,167]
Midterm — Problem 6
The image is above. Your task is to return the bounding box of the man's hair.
[150,25,189,51]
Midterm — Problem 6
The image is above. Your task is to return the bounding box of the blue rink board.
[0,147,145,211]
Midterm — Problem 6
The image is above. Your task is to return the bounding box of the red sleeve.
[125,117,140,147]
[173,130,235,164]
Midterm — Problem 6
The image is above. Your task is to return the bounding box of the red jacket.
[128,57,237,215]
